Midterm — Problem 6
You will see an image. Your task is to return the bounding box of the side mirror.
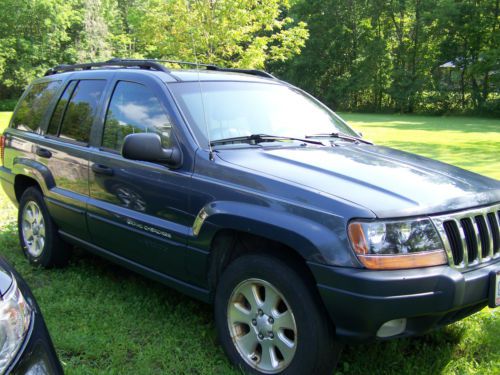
[122,133,181,166]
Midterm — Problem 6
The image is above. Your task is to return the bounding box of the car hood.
[217,144,500,218]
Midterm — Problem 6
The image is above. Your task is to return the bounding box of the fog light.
[376,318,406,338]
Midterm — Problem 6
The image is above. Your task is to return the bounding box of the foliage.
[273,0,500,115]
[0,111,499,374]
[0,0,307,99]
[130,0,308,68]
[0,0,79,96]
[0,0,498,115]
[0,99,17,111]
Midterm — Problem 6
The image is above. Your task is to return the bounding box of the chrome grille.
[432,204,500,269]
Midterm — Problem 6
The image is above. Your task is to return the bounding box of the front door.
[87,75,192,280]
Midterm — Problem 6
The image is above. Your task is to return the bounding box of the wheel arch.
[206,229,320,299]
[193,201,342,301]
[14,174,43,202]
[12,158,55,200]
[193,201,340,260]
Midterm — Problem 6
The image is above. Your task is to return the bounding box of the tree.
[435,0,500,112]
[0,0,79,97]
[73,0,132,62]
[275,0,499,115]
[0,0,498,115]
[128,0,309,68]
[272,0,393,111]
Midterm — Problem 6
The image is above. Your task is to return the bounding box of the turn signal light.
[348,221,448,270]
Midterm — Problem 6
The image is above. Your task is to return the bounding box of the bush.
[0,99,17,111]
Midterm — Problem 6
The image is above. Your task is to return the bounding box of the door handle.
[36,148,52,158]
[92,164,114,176]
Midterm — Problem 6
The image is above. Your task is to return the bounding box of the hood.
[217,144,500,218]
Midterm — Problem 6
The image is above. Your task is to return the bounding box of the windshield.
[169,81,358,147]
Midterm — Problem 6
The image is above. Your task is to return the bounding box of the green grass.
[0,111,499,374]
[340,113,500,179]
[0,112,12,130]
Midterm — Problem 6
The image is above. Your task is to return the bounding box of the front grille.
[432,204,500,269]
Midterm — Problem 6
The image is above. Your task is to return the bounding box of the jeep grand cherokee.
[0,59,499,374]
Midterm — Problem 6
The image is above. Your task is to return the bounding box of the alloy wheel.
[21,201,46,257]
[227,278,298,373]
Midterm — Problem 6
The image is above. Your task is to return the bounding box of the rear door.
[36,77,108,241]
[87,73,193,280]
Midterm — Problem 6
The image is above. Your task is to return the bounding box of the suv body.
[1,60,499,374]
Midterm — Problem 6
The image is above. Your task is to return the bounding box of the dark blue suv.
[1,59,499,375]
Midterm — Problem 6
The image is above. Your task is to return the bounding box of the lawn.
[0,111,499,374]
[340,113,500,179]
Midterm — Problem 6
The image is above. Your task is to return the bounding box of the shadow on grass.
[372,123,499,134]
[349,118,500,133]
[384,140,500,177]
[1,221,205,310]
[338,328,462,374]
[0,222,231,374]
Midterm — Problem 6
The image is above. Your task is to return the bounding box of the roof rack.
[44,58,170,76]
[125,58,276,78]
[44,58,276,79]
[205,66,275,79]
[124,58,218,69]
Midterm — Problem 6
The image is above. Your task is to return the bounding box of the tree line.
[0,0,498,116]
[275,0,500,115]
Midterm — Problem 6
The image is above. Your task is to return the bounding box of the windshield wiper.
[210,134,325,147]
[305,132,373,145]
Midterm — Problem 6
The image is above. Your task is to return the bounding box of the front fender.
[191,201,359,267]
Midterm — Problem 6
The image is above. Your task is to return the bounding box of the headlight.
[348,218,447,270]
[0,277,32,374]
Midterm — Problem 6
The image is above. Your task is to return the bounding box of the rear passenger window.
[59,80,106,143]
[102,81,173,152]
[47,81,77,136]
[12,81,61,132]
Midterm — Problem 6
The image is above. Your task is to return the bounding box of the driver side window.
[102,81,173,152]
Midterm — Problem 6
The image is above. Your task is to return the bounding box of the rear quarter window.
[11,81,61,132]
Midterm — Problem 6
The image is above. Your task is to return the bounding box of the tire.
[18,187,69,267]
[215,253,342,375]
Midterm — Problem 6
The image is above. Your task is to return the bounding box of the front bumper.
[0,258,63,375]
[309,259,499,343]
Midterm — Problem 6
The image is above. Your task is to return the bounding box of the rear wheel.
[215,253,342,374]
[18,187,69,267]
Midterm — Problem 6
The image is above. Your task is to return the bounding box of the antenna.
[185,1,214,161]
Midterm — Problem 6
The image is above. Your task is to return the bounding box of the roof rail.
[44,58,276,79]
[205,66,276,79]
[44,58,171,76]
[123,59,276,79]
[123,58,218,70]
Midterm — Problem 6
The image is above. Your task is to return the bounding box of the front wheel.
[215,254,342,374]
